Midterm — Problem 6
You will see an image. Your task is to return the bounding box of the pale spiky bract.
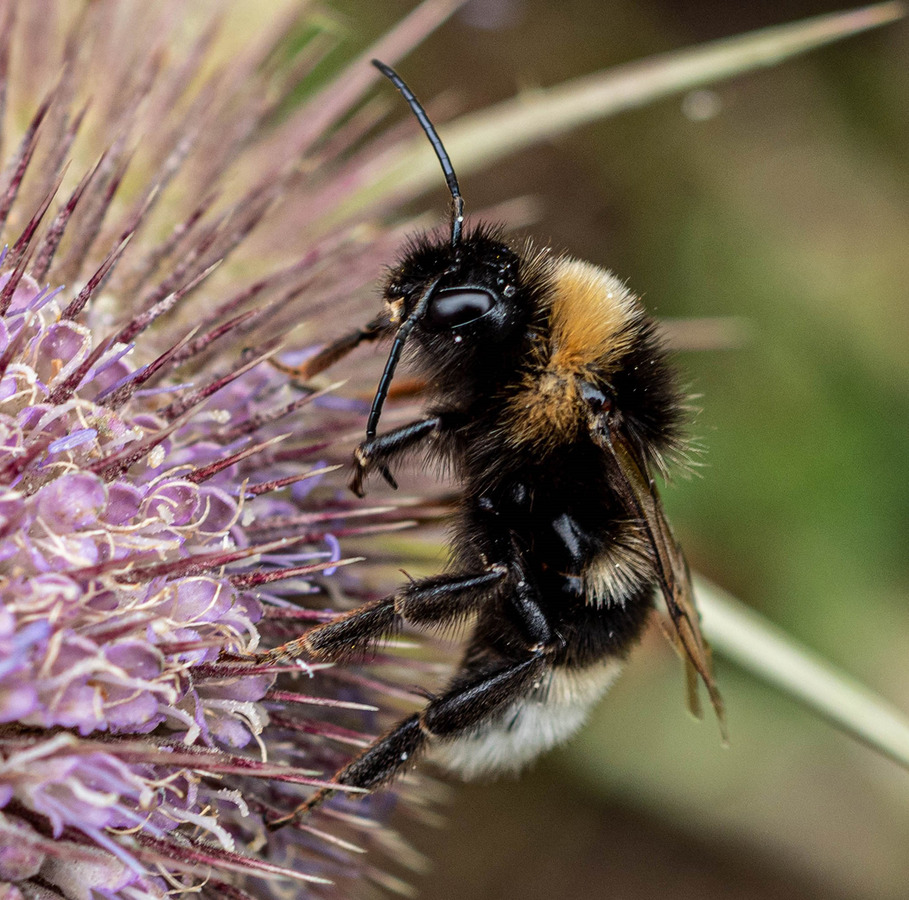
[0,2,451,896]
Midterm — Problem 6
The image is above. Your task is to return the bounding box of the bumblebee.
[266,60,723,827]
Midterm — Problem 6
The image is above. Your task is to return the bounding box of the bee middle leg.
[258,565,507,664]
[267,556,555,826]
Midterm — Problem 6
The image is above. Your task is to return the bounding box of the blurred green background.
[326,2,909,897]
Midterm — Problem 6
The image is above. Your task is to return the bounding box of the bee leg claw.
[268,787,335,830]
[348,417,441,497]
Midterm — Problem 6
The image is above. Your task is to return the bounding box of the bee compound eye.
[426,288,495,329]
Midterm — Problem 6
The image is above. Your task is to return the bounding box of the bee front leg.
[350,415,443,497]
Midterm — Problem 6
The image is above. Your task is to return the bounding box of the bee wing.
[593,426,727,737]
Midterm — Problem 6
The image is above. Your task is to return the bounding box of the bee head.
[393,222,534,334]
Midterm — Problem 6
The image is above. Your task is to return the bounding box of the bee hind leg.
[269,650,547,828]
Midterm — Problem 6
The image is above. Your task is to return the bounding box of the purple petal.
[101,482,143,526]
[195,486,239,534]
[0,492,25,540]
[47,428,97,454]
[34,472,107,532]
[31,321,91,387]
[141,480,200,527]
[0,815,45,881]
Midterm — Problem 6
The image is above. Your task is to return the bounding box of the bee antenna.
[372,59,464,247]
[366,276,441,439]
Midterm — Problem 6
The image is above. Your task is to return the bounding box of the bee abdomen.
[429,659,623,779]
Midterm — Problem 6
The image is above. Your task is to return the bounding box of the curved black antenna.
[366,276,441,440]
[372,59,464,247]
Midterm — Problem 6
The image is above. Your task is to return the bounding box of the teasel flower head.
[0,1,464,896]
[1,0,903,896]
